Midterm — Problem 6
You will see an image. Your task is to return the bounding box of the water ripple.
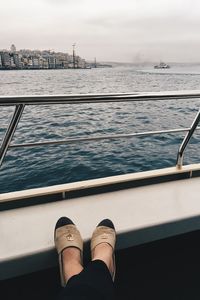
[0,66,200,193]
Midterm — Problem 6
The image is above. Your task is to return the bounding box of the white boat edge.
[1,163,200,280]
[1,163,200,203]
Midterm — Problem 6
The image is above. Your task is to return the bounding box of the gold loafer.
[54,217,83,287]
[91,219,116,281]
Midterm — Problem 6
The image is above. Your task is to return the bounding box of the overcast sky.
[1,0,200,62]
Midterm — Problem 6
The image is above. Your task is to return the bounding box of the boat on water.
[1,91,200,299]
[154,62,170,69]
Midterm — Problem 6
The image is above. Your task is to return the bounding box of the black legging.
[57,260,115,300]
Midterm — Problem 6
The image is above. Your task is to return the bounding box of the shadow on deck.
[1,230,200,300]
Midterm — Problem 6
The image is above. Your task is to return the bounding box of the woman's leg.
[58,260,114,300]
[92,242,114,277]
[62,247,83,283]
[54,217,84,287]
[57,219,116,300]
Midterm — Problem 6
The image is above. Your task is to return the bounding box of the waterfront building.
[58,53,71,69]
[0,52,11,68]
[77,56,86,68]
[10,56,16,68]
[12,53,21,68]
[42,58,49,69]
[27,57,33,68]
[32,57,40,68]
[54,53,66,69]
[68,54,77,68]
[55,58,64,69]
[0,45,88,69]
[38,57,48,69]
[0,54,2,68]
[48,56,56,69]
[63,61,69,68]
[21,56,29,68]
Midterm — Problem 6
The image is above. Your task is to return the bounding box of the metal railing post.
[176,110,200,169]
[0,104,25,167]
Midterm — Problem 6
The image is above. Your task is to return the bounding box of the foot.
[91,219,116,279]
[54,217,84,286]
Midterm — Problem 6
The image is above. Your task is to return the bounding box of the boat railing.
[0,91,200,169]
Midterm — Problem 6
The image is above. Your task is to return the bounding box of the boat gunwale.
[1,163,200,210]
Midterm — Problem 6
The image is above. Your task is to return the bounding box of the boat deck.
[1,89,200,299]
[1,168,200,280]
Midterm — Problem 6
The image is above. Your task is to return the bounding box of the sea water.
[0,64,200,193]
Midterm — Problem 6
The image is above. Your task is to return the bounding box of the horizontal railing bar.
[1,90,200,106]
[9,127,200,149]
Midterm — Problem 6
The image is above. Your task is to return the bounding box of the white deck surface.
[1,176,200,279]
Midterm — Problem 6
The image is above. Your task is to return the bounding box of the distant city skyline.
[1,0,200,63]
[0,44,88,69]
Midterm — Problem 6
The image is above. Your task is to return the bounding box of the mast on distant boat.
[72,43,76,69]
[94,57,97,68]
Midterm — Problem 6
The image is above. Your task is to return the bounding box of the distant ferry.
[154,62,170,69]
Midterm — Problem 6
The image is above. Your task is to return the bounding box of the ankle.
[92,243,113,274]
[62,247,83,282]
[62,247,82,264]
